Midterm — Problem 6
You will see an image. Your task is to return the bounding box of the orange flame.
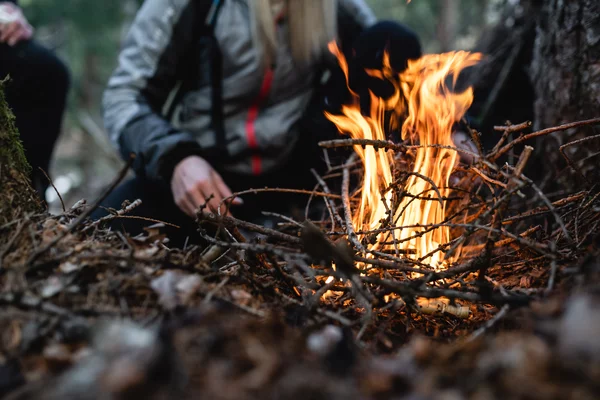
[325,42,481,269]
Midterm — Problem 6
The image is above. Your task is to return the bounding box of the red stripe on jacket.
[245,68,274,175]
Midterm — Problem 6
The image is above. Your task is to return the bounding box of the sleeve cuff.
[157,141,204,182]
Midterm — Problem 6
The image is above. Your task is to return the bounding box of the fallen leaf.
[150,271,203,310]
[176,275,203,304]
[59,261,80,274]
[41,277,66,298]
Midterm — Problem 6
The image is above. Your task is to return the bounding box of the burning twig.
[341,155,365,252]
[319,138,403,152]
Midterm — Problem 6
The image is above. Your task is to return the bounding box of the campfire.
[185,41,599,334]
[325,42,481,269]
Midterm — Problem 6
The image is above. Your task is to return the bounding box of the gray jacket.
[103,0,376,181]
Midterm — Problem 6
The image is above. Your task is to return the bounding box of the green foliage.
[18,0,131,113]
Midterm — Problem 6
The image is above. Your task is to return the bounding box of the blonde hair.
[250,0,337,66]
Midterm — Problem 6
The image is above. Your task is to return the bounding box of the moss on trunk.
[0,79,43,230]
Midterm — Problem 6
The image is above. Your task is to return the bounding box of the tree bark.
[437,0,459,52]
[466,0,600,184]
[530,0,600,184]
[0,80,43,233]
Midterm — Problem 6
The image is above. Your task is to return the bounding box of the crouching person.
[97,0,425,247]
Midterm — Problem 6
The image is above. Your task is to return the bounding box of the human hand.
[0,2,33,46]
[170,155,243,217]
[450,130,483,189]
[452,130,479,165]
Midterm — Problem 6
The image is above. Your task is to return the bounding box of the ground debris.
[2,292,600,400]
[1,118,600,398]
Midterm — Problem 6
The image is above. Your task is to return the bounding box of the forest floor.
[1,120,600,400]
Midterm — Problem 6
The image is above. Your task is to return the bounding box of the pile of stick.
[1,118,599,398]
[0,119,598,352]
[193,117,600,342]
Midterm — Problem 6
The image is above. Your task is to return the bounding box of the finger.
[176,195,196,217]
[209,174,237,216]
[0,21,18,42]
[208,193,228,216]
[7,25,26,46]
[172,180,198,217]
[16,23,33,42]
[199,183,227,215]
[211,170,243,206]
[174,192,196,217]
[185,185,206,215]
[183,197,199,217]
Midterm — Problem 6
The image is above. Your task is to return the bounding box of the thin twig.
[491,117,600,161]
[199,212,301,245]
[38,167,65,212]
[0,219,27,271]
[311,168,344,229]
[27,155,135,267]
[82,199,143,233]
[466,304,510,342]
[342,155,364,252]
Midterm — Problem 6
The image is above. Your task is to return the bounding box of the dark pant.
[0,40,70,199]
[91,124,344,247]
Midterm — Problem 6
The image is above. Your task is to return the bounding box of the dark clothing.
[0,39,70,197]
[93,118,338,247]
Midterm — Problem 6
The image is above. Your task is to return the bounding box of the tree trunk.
[466,0,600,185]
[530,0,600,184]
[437,0,459,52]
[0,80,43,233]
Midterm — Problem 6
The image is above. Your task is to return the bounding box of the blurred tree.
[15,0,138,210]
[365,0,493,52]
[19,0,131,113]
[437,0,459,52]
[530,0,600,185]
[466,0,599,188]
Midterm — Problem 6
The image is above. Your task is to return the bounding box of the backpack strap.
[199,0,228,158]
[165,0,227,159]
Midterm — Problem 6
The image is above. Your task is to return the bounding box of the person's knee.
[45,52,70,99]
[22,41,71,99]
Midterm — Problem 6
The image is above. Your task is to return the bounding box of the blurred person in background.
[98,0,423,245]
[0,0,70,200]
